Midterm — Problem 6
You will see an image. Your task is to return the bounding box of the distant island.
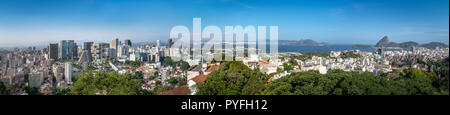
[279,39,327,46]
[352,36,448,49]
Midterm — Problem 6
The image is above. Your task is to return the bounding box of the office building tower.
[118,45,130,58]
[111,38,119,49]
[74,44,78,60]
[124,39,132,47]
[59,40,76,60]
[168,39,173,48]
[83,42,93,61]
[156,40,161,48]
[83,42,93,51]
[48,43,58,60]
[91,43,110,60]
[110,38,119,59]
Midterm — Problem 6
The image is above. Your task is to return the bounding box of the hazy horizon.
[0,38,447,50]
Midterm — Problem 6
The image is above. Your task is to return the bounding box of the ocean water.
[277,45,378,53]
[223,44,391,53]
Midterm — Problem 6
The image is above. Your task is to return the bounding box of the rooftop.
[157,85,191,95]
[191,74,207,83]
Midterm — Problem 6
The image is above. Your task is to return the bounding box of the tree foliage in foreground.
[264,69,436,95]
[196,61,444,95]
[0,81,9,95]
[70,71,145,95]
[196,61,268,95]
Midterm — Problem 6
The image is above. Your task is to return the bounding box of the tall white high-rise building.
[110,38,119,59]
[64,62,73,83]
[118,44,130,58]
[156,40,161,48]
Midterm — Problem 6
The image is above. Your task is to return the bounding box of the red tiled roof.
[191,74,207,83]
[205,65,217,72]
[259,61,276,66]
[157,85,191,95]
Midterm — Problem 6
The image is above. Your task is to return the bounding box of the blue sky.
[0,0,448,47]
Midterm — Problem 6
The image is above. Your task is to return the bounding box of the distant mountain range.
[374,36,448,49]
[421,42,449,49]
[279,39,327,46]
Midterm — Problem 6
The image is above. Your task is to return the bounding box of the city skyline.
[0,0,448,47]
[1,1,449,112]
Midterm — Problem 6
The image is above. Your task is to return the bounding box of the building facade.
[110,38,119,59]
[59,40,77,60]
[64,62,72,83]
[83,42,93,62]
[91,43,110,60]
[48,43,58,60]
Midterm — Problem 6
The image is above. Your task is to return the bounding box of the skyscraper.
[168,39,173,48]
[83,42,93,62]
[124,39,132,47]
[156,40,161,48]
[118,45,130,58]
[59,40,76,60]
[83,42,93,51]
[48,43,58,60]
[64,62,72,83]
[74,44,78,60]
[110,38,119,59]
[91,43,110,60]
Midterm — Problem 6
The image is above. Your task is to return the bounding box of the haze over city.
[0,0,448,47]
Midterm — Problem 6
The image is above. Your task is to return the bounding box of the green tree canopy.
[0,81,9,95]
[70,71,144,95]
[264,69,437,95]
[196,61,268,95]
